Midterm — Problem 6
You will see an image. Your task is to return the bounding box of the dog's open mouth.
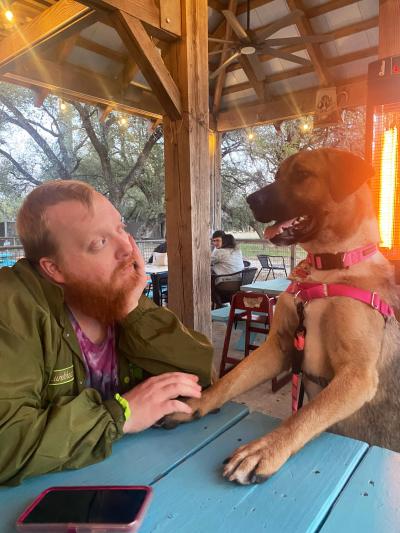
[264,215,317,245]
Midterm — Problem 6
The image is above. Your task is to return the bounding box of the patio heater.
[366,55,400,281]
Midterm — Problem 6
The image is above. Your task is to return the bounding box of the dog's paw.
[222,432,290,485]
[155,398,205,429]
[156,408,201,429]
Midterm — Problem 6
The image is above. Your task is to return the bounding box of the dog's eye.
[295,170,311,182]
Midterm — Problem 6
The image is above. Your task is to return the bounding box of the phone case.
[16,485,153,532]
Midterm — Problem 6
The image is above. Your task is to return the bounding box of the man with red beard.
[0,180,213,485]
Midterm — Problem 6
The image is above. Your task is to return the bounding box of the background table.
[240,277,291,296]
[1,402,398,533]
[145,265,168,275]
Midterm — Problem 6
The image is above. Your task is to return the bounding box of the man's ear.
[39,257,65,284]
[324,149,374,202]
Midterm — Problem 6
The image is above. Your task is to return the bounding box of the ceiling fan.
[209,5,331,81]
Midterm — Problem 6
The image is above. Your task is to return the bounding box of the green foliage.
[0,81,366,236]
[0,82,165,237]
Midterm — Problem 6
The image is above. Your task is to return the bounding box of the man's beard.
[62,258,138,325]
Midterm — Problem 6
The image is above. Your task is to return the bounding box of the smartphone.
[16,485,152,532]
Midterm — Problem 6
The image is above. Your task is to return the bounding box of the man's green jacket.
[0,259,213,485]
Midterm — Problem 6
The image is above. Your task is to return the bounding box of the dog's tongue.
[263,219,296,240]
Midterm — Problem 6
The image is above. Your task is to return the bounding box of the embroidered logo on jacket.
[49,366,74,386]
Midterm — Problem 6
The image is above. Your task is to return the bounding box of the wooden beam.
[217,77,367,131]
[0,0,98,70]
[57,34,79,62]
[221,46,378,96]
[33,87,49,107]
[78,0,181,39]
[2,58,162,120]
[212,0,237,116]
[99,105,114,122]
[121,59,140,90]
[75,36,127,63]
[220,16,378,75]
[236,0,275,15]
[208,0,225,12]
[112,10,182,120]
[379,0,400,58]
[286,0,331,86]
[164,0,211,336]
[148,117,162,132]
[306,0,358,18]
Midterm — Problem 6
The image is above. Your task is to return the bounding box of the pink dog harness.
[286,243,395,413]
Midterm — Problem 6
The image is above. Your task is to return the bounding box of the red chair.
[218,291,291,392]
[219,291,275,376]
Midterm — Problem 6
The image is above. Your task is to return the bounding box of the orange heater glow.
[378,126,398,249]
[367,57,400,272]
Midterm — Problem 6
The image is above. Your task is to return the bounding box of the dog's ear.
[324,149,373,203]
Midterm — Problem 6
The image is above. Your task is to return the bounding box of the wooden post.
[379,0,400,57]
[163,0,211,338]
[209,131,222,232]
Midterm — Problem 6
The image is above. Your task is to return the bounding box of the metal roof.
[0,0,379,129]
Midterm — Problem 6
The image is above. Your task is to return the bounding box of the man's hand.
[121,373,202,433]
[123,235,148,315]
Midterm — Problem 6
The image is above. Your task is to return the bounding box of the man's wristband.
[114,393,131,421]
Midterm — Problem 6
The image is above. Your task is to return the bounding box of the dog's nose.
[246,190,262,209]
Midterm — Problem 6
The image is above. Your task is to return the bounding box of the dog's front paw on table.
[156,398,205,429]
[222,433,290,485]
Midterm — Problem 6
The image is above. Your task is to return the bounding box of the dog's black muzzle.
[247,183,280,223]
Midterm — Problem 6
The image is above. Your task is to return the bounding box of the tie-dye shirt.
[68,311,119,400]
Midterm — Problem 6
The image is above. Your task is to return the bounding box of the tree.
[0,82,165,236]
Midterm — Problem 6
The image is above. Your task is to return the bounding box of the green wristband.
[114,393,131,421]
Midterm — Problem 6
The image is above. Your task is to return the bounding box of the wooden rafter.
[306,0,359,18]
[217,77,367,131]
[78,0,181,40]
[286,0,331,86]
[75,36,127,63]
[111,10,182,120]
[212,0,236,115]
[2,57,162,120]
[221,46,378,96]
[121,59,140,90]
[0,0,98,71]
[237,0,275,15]
[219,17,378,75]
[99,105,114,122]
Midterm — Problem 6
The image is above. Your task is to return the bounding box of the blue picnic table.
[0,251,15,268]
[0,402,398,532]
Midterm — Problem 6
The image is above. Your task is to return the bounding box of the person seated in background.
[147,240,167,264]
[211,233,244,308]
[0,180,213,485]
[210,229,225,253]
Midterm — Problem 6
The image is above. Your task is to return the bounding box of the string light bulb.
[247,130,254,141]
[119,117,127,126]
[60,101,67,111]
[302,122,310,132]
[4,9,14,21]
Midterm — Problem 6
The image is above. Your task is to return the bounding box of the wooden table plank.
[0,402,248,533]
[320,446,400,533]
[141,412,368,533]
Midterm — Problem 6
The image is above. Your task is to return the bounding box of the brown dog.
[165,148,400,485]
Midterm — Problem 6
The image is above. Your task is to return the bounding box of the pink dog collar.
[307,243,378,270]
[287,281,395,319]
